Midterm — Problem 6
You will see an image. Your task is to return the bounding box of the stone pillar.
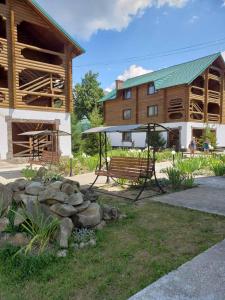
[5,116,13,160]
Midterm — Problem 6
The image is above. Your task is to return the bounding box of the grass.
[1,198,225,300]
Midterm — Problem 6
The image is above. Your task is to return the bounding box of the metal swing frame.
[83,123,170,201]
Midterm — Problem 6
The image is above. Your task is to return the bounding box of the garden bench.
[95,156,154,181]
[29,150,60,165]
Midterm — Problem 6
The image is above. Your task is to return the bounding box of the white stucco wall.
[107,122,225,149]
[0,108,72,160]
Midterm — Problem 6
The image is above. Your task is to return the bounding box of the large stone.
[38,188,68,204]
[58,217,73,248]
[48,181,63,191]
[74,200,90,213]
[66,192,84,206]
[9,179,28,192]
[63,179,80,189]
[20,194,38,206]
[0,217,9,232]
[36,167,47,179]
[13,191,26,204]
[0,232,29,247]
[74,203,101,228]
[25,182,44,196]
[40,204,62,220]
[14,208,26,227]
[61,183,74,195]
[50,203,77,217]
[102,204,120,220]
[0,183,13,215]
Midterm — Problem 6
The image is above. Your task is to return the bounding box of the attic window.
[123,88,132,100]
[147,83,155,95]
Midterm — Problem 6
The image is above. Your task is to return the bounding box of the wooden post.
[204,70,209,123]
[8,0,16,108]
[136,86,139,124]
[65,45,73,113]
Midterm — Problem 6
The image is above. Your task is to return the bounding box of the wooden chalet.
[0,0,84,159]
[99,53,225,149]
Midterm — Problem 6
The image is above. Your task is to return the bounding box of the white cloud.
[105,64,152,92]
[222,51,225,60]
[36,0,189,40]
[189,15,199,23]
[223,0,225,6]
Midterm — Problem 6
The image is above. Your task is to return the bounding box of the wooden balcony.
[190,86,204,101]
[208,90,220,103]
[208,73,221,81]
[207,113,220,123]
[0,38,8,67]
[0,87,9,107]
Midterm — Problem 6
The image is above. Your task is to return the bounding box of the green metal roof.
[29,0,85,55]
[99,53,222,103]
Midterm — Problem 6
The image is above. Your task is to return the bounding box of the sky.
[36,0,225,92]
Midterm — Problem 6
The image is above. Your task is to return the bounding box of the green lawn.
[1,198,225,300]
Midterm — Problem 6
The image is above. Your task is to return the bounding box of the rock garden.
[0,167,123,257]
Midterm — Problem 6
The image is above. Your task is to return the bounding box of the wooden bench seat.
[96,156,154,181]
[29,150,60,165]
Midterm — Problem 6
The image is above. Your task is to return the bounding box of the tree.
[81,107,103,155]
[147,131,166,149]
[71,113,82,153]
[199,125,217,149]
[73,71,104,120]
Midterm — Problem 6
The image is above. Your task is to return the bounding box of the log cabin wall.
[103,59,225,126]
[0,0,75,112]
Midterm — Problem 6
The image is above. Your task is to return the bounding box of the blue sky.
[36,0,225,91]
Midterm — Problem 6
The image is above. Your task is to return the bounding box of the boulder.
[74,200,90,213]
[0,232,29,247]
[74,203,101,228]
[38,188,68,204]
[63,179,80,189]
[14,208,26,227]
[13,191,26,204]
[0,217,9,232]
[95,220,106,230]
[48,181,63,191]
[57,249,68,257]
[50,203,77,217]
[102,204,120,220]
[20,194,38,206]
[25,182,44,196]
[36,167,47,179]
[61,183,74,195]
[66,192,83,206]
[58,217,73,248]
[0,183,13,215]
[9,179,28,192]
[40,204,62,220]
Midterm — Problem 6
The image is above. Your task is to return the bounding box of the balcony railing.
[208,90,220,102]
[208,113,220,122]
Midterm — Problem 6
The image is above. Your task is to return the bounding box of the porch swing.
[83,123,170,201]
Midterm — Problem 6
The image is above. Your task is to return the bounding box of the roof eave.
[27,0,85,56]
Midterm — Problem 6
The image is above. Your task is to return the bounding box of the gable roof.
[27,0,85,56]
[99,52,222,103]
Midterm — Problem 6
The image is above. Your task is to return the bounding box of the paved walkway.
[129,239,225,300]
[152,176,225,216]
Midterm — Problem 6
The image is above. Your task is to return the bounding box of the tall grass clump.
[165,167,184,190]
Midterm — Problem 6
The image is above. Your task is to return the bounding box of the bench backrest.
[109,156,154,178]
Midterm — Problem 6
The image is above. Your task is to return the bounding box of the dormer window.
[123,88,132,100]
[147,83,155,95]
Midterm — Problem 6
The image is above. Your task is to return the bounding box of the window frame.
[147,105,158,117]
[122,132,132,142]
[123,109,132,120]
[123,88,132,100]
[147,83,156,95]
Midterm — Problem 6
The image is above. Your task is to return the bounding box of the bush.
[165,167,184,190]
[21,166,38,181]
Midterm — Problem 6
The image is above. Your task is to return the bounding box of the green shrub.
[210,163,225,176]
[165,167,184,190]
[15,207,59,255]
[21,166,38,181]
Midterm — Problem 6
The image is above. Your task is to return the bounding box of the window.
[123,88,132,99]
[147,83,155,95]
[122,132,132,142]
[147,105,158,117]
[123,109,132,120]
